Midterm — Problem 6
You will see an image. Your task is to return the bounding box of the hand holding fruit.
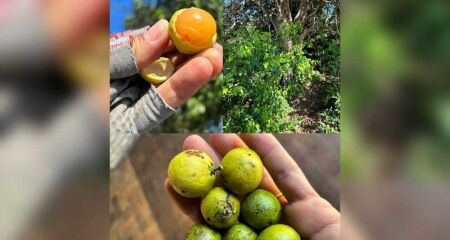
[110,8,222,133]
[166,134,340,239]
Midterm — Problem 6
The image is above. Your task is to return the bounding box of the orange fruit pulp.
[175,8,216,46]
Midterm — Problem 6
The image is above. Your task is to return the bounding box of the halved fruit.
[169,7,217,55]
[139,57,174,84]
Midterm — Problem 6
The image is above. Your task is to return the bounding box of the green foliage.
[122,0,223,132]
[223,25,320,132]
[305,32,340,77]
[318,91,340,133]
[224,0,340,133]
[125,0,223,42]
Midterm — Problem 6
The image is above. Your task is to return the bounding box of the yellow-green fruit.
[169,7,217,54]
[200,187,240,229]
[168,150,216,198]
[221,148,264,195]
[223,223,257,240]
[186,224,221,240]
[257,224,301,240]
[140,57,174,84]
[242,189,281,230]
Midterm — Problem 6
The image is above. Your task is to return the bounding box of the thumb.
[132,19,170,70]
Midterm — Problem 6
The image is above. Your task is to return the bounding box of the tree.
[223,0,340,132]
[224,0,339,41]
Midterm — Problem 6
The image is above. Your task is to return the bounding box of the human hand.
[110,20,222,133]
[165,134,340,240]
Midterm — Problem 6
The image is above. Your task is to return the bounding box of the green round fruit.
[256,224,300,240]
[223,223,257,240]
[242,189,281,230]
[221,148,263,195]
[186,224,221,240]
[200,187,240,229]
[168,150,216,198]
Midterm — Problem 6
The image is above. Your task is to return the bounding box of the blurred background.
[110,0,224,133]
[341,0,450,239]
[0,0,109,239]
[110,134,340,239]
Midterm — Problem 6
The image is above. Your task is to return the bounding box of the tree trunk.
[281,38,294,86]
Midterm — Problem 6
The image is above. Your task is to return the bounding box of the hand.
[110,20,222,133]
[165,134,340,240]
[129,19,223,108]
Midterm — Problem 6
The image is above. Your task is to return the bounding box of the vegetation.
[224,0,340,133]
[118,0,223,132]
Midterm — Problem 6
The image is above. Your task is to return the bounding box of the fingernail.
[145,19,168,42]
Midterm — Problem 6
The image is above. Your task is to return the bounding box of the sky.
[110,0,134,34]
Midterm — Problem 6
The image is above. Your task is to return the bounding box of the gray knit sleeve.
[110,36,139,79]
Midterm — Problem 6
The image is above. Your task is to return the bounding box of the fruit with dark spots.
[168,150,216,198]
[200,187,240,229]
[242,189,281,230]
[223,223,257,240]
[221,148,264,195]
[186,224,221,240]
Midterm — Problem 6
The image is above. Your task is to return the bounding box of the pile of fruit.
[168,148,301,240]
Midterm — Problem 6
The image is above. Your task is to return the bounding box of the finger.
[156,55,216,108]
[239,134,318,202]
[164,43,222,69]
[165,179,203,223]
[131,19,170,70]
[172,47,223,78]
[164,51,188,68]
[284,197,340,240]
[212,43,223,53]
[163,40,175,53]
[239,134,340,239]
[209,133,247,156]
[182,135,221,166]
[209,134,286,204]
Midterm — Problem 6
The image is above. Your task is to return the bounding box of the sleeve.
[110,83,176,133]
[110,36,139,79]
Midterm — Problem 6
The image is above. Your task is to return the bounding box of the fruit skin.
[186,224,221,240]
[169,8,217,54]
[139,57,174,84]
[256,224,301,240]
[168,150,216,198]
[221,148,264,195]
[223,223,257,240]
[200,187,240,229]
[242,189,281,230]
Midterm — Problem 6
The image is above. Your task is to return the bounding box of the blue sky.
[110,0,134,34]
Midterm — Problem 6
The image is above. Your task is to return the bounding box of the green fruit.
[223,223,257,240]
[221,148,264,195]
[186,224,221,240]
[256,224,301,240]
[242,189,281,230]
[200,187,240,229]
[168,150,216,198]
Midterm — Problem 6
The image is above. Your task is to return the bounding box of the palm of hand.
[166,134,340,240]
